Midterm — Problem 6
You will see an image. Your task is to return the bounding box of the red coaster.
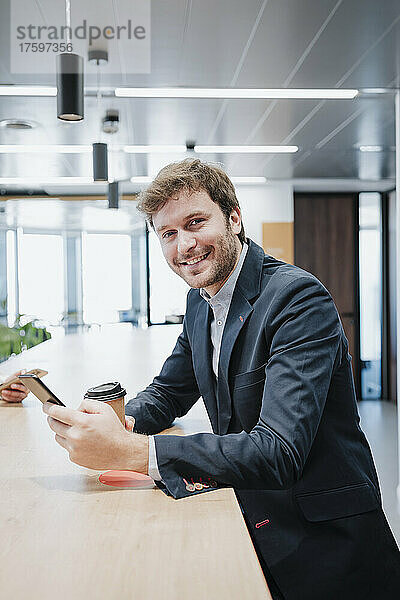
[99,470,154,488]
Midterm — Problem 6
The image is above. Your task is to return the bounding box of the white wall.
[236,183,293,247]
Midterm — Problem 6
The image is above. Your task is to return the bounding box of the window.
[148,228,189,324]
[82,233,132,324]
[359,193,382,399]
[18,232,64,324]
[6,230,17,327]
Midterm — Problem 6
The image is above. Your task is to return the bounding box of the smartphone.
[0,368,48,392]
[19,374,65,406]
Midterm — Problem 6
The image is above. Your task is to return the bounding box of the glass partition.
[148,228,189,324]
[18,232,64,325]
[82,233,132,325]
[359,192,382,399]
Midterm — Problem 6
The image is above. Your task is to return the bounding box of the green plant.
[0,314,51,363]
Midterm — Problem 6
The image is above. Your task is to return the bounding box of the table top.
[0,324,271,600]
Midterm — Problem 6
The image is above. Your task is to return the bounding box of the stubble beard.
[171,224,240,289]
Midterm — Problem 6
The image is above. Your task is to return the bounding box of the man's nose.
[177,231,196,256]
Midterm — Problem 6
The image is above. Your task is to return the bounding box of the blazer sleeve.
[152,276,343,499]
[124,314,201,434]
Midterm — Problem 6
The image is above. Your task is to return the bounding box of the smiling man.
[44,159,400,600]
[154,187,242,294]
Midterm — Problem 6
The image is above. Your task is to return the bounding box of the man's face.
[153,188,242,295]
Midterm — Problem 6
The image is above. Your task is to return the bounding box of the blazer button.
[209,480,218,488]
[186,484,195,492]
[194,482,203,490]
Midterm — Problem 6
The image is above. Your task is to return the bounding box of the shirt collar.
[200,242,248,308]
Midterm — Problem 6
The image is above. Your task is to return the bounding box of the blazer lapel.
[217,289,253,434]
[192,298,218,431]
[217,239,265,435]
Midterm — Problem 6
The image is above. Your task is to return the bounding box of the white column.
[63,231,83,327]
[396,91,400,503]
[0,230,7,323]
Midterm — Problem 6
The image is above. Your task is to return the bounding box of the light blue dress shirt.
[147,242,249,481]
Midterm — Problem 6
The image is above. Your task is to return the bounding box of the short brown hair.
[137,158,246,243]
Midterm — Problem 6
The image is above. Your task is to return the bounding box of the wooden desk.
[0,325,271,599]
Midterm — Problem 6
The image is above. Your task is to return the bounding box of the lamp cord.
[65,0,71,46]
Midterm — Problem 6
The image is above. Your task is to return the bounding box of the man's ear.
[229,207,242,235]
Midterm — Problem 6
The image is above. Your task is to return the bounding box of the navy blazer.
[126,239,400,599]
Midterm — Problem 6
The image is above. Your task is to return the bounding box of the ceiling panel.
[342,26,400,89]
[125,98,225,144]
[178,0,265,87]
[121,0,190,86]
[266,97,388,151]
[292,149,360,178]
[314,100,395,151]
[288,0,400,88]
[196,99,278,145]
[290,146,396,180]
[234,0,341,87]
[224,99,323,148]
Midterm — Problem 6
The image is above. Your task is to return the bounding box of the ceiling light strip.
[130,176,267,185]
[124,145,187,153]
[0,177,101,184]
[359,145,384,152]
[0,176,267,186]
[194,145,298,153]
[231,177,267,184]
[130,177,153,184]
[0,86,57,96]
[0,145,92,153]
[0,144,294,155]
[0,86,358,99]
[115,88,358,99]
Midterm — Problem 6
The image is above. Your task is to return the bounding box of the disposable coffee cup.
[84,382,126,425]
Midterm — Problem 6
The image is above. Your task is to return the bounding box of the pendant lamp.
[56,53,84,121]
[108,181,119,208]
[93,142,108,181]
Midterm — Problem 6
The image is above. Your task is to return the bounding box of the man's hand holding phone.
[43,400,148,473]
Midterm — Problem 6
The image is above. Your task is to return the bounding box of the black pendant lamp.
[56,53,84,121]
[93,142,108,181]
[108,181,119,208]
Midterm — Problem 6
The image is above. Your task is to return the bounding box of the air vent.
[0,119,38,130]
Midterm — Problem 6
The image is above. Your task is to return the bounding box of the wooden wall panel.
[294,193,360,398]
[262,222,294,264]
[294,195,355,314]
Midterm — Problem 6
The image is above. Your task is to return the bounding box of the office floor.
[358,400,400,546]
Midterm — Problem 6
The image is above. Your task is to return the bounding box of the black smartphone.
[19,374,65,406]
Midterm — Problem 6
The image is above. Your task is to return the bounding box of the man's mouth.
[180,251,211,266]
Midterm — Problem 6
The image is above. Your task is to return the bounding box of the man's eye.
[162,231,175,239]
[190,218,204,226]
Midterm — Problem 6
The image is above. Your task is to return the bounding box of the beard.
[169,223,240,290]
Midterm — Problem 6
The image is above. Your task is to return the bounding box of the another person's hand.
[125,415,135,432]
[1,370,29,403]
